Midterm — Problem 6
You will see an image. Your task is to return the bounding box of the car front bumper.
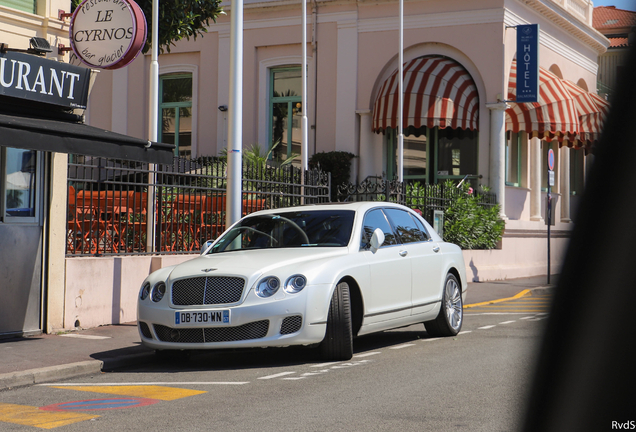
[137,284,332,351]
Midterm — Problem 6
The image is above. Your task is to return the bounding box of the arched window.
[269,67,302,162]
[159,72,194,158]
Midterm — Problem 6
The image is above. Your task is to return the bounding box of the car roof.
[248,201,412,216]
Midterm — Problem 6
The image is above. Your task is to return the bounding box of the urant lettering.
[0,58,82,100]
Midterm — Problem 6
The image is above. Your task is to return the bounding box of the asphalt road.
[0,300,550,431]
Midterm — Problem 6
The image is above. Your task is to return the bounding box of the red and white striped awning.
[506,61,580,141]
[373,56,479,133]
[561,80,610,146]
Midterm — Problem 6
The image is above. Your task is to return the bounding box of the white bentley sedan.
[137,202,467,361]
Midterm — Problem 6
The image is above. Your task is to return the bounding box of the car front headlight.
[151,282,166,302]
[284,275,307,294]
[140,282,151,300]
[256,276,280,298]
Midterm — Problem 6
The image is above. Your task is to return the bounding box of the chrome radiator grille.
[153,320,269,343]
[172,277,245,306]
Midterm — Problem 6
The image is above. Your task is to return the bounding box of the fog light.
[170,329,180,341]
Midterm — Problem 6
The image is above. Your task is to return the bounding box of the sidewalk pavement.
[0,275,555,391]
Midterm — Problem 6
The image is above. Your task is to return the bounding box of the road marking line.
[499,321,516,325]
[520,316,535,320]
[311,362,341,368]
[390,344,416,350]
[282,377,306,380]
[0,403,98,429]
[301,372,328,377]
[58,334,111,340]
[422,338,441,342]
[464,289,531,308]
[50,385,205,401]
[458,331,472,335]
[478,325,496,330]
[464,312,541,315]
[528,317,548,321]
[354,352,381,358]
[43,382,248,386]
[330,360,370,369]
[258,372,296,380]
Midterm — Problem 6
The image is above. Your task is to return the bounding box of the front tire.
[425,273,463,337]
[319,281,353,361]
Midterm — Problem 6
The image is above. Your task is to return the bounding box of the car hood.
[166,247,349,282]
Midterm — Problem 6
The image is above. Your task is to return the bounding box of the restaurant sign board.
[0,51,91,109]
[70,0,147,70]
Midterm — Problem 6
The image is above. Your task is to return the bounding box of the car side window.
[384,208,428,243]
[360,209,397,249]
[410,213,431,241]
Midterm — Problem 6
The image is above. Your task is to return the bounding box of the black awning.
[0,113,175,164]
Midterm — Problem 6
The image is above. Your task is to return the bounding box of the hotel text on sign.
[516,24,539,103]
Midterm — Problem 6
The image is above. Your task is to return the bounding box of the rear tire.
[425,273,463,337]
[319,281,353,361]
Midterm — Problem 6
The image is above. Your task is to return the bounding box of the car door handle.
[432,246,440,253]
[399,250,408,257]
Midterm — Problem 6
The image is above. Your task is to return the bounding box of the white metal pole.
[226,0,244,226]
[146,0,159,253]
[301,0,308,172]
[397,0,404,182]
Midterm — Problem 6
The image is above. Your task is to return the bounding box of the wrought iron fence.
[66,156,330,256]
[337,177,497,226]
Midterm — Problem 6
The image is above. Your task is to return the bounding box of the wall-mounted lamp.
[0,37,52,56]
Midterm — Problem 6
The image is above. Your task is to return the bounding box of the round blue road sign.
[547,149,555,170]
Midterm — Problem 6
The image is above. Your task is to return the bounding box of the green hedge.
[442,181,505,249]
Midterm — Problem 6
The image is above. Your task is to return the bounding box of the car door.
[383,208,443,316]
[360,208,412,324]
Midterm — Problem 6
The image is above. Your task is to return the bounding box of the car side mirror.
[201,240,214,254]
[369,228,385,253]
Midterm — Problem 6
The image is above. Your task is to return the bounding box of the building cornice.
[517,0,609,54]
[504,8,600,74]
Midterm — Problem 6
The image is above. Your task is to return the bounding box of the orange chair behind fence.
[198,195,226,244]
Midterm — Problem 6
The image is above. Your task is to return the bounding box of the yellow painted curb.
[464,288,531,309]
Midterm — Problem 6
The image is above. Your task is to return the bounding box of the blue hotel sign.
[516,24,539,103]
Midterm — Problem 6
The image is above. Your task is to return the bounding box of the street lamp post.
[226,0,244,227]
[146,0,159,253]
[397,0,404,182]
[301,0,308,172]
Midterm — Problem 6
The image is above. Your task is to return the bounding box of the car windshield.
[207,210,355,254]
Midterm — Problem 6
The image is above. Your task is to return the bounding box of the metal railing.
[66,156,330,256]
[337,177,496,226]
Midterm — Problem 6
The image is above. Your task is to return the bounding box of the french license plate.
[175,310,230,325]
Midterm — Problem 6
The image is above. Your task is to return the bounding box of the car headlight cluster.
[285,275,307,294]
[151,282,166,302]
[139,282,151,300]
[255,275,307,298]
[140,281,167,302]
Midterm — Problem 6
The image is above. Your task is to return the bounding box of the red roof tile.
[609,37,629,47]
[593,6,636,30]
